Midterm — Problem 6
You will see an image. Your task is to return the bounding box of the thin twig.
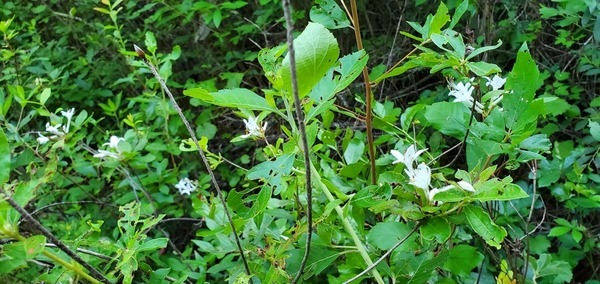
[133,45,252,278]
[281,2,313,283]
[0,189,111,283]
[343,222,422,284]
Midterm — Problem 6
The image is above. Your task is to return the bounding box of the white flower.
[174,177,198,195]
[484,75,506,91]
[449,81,484,113]
[391,145,427,169]
[37,133,50,144]
[103,135,124,150]
[93,149,122,159]
[408,162,431,190]
[60,108,75,133]
[45,122,64,136]
[241,116,267,139]
[94,135,125,160]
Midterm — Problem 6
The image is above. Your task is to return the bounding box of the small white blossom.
[391,145,427,169]
[174,178,198,195]
[93,149,121,159]
[408,163,431,190]
[484,75,506,91]
[60,108,75,133]
[94,135,125,160]
[449,81,484,113]
[241,116,267,139]
[103,135,124,150]
[37,133,50,144]
[45,122,64,136]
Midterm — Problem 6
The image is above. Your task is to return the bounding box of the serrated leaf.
[282,22,340,98]
[463,205,506,249]
[505,43,541,103]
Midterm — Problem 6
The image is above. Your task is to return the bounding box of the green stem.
[310,162,385,284]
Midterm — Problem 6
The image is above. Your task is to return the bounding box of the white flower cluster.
[37,108,75,144]
[174,177,198,195]
[448,75,507,114]
[241,116,267,139]
[93,135,124,160]
[391,145,475,202]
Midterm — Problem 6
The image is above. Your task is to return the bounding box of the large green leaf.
[424,102,470,139]
[246,153,295,195]
[463,205,507,249]
[367,221,417,251]
[281,22,340,98]
[184,87,278,112]
[443,245,484,276]
[244,185,272,219]
[505,43,541,103]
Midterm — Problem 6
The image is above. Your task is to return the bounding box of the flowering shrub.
[0,0,597,283]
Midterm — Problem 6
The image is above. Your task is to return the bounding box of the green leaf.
[466,40,503,61]
[548,226,571,237]
[138,238,168,252]
[424,102,470,139]
[39,87,51,105]
[244,185,272,219]
[0,128,9,185]
[472,178,528,202]
[448,0,469,29]
[530,254,573,284]
[334,50,368,93]
[344,138,365,164]
[429,3,450,36]
[463,205,507,249]
[184,88,278,112]
[467,61,501,76]
[519,134,551,152]
[281,22,340,98]
[247,153,295,195]
[407,251,449,284]
[589,120,600,141]
[420,217,451,243]
[309,0,350,29]
[367,221,417,251]
[505,43,541,103]
[443,245,484,276]
[145,31,157,54]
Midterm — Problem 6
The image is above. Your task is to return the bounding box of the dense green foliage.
[0,0,598,283]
